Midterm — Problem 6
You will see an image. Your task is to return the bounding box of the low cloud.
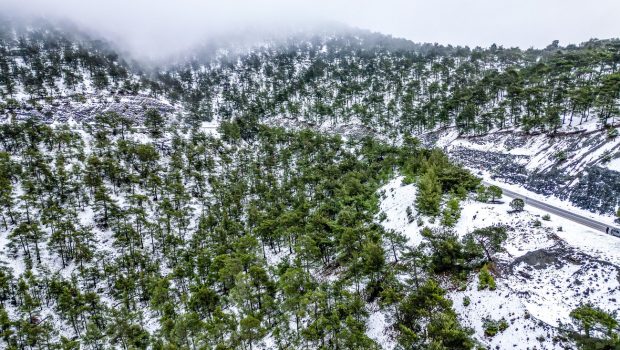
[2,0,619,59]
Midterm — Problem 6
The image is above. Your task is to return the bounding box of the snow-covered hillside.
[3,16,620,350]
[421,121,620,216]
[373,176,620,349]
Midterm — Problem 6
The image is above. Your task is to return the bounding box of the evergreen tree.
[509,198,525,212]
[416,167,442,216]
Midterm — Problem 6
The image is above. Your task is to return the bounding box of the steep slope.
[429,122,620,215]
[1,17,620,350]
[376,177,620,349]
[2,17,619,217]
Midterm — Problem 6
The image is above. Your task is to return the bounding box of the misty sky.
[2,0,620,58]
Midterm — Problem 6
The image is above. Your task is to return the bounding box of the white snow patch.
[378,176,423,245]
[376,174,620,349]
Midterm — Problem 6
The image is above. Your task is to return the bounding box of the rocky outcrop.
[443,128,620,215]
[6,94,178,123]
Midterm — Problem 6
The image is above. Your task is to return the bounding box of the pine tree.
[441,196,461,227]
[487,185,502,203]
[466,225,508,262]
[396,279,474,349]
[145,109,165,139]
[570,304,619,341]
[416,167,442,216]
[509,198,525,212]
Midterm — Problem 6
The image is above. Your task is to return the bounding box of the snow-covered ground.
[452,282,560,349]
[425,123,620,218]
[370,176,620,349]
[367,305,396,350]
[607,157,620,172]
[378,177,422,245]
[441,125,620,175]
[480,174,620,232]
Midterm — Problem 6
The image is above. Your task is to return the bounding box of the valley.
[0,14,619,350]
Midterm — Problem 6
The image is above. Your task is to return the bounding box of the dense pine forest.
[0,111,490,349]
[1,19,620,135]
[0,17,620,350]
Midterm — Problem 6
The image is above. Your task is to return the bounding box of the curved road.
[481,181,616,233]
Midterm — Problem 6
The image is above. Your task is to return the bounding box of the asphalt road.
[481,181,614,233]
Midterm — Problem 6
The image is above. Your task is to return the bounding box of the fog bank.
[2,0,619,59]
